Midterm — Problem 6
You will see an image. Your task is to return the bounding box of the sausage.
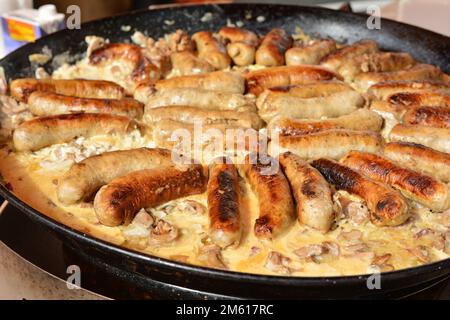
[170,51,214,76]
[279,152,334,232]
[135,87,255,112]
[311,158,409,226]
[10,78,125,103]
[218,27,258,66]
[89,43,160,85]
[93,164,208,226]
[143,106,263,129]
[354,64,447,92]
[218,27,259,46]
[367,80,450,101]
[27,91,144,119]
[384,142,450,183]
[271,129,382,160]
[57,148,174,204]
[256,82,364,122]
[207,158,242,248]
[13,113,140,151]
[245,65,342,96]
[268,109,383,136]
[155,71,245,94]
[286,39,337,66]
[320,39,379,71]
[403,106,450,129]
[192,31,231,70]
[341,151,450,212]
[389,124,450,153]
[241,153,295,239]
[338,52,415,82]
[255,28,292,66]
[388,91,450,108]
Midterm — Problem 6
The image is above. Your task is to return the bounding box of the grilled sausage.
[384,142,450,183]
[354,64,447,92]
[403,106,450,129]
[389,124,450,153]
[245,65,341,96]
[192,31,231,70]
[94,164,208,226]
[155,71,245,94]
[256,82,364,122]
[57,148,174,204]
[285,39,337,66]
[10,78,125,103]
[255,28,292,66]
[338,52,415,82]
[89,43,160,85]
[27,91,144,119]
[13,113,140,151]
[311,158,409,226]
[268,109,383,136]
[218,27,258,66]
[135,87,255,111]
[169,51,214,76]
[279,152,334,232]
[271,129,382,160]
[367,80,450,101]
[207,158,242,248]
[241,153,295,239]
[143,106,263,129]
[341,151,450,211]
[320,39,379,71]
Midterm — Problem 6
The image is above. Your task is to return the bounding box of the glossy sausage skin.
[245,65,341,96]
[219,27,258,66]
[192,31,231,70]
[241,153,295,239]
[155,71,245,94]
[218,27,259,46]
[207,158,242,248]
[268,109,383,136]
[384,142,450,183]
[94,164,208,226]
[342,151,450,212]
[286,39,337,66]
[403,106,450,129]
[10,78,125,103]
[169,51,214,76]
[13,113,139,151]
[279,152,334,232]
[389,124,450,153]
[57,148,174,204]
[367,80,450,101]
[28,91,144,119]
[387,91,450,107]
[255,28,292,66]
[311,158,409,226]
[273,129,382,160]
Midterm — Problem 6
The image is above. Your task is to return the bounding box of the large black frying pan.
[0,3,449,299]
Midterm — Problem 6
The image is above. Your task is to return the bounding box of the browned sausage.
[311,158,409,226]
[192,31,231,70]
[207,157,242,248]
[10,78,125,103]
[255,28,292,66]
[384,142,450,183]
[367,80,450,101]
[341,151,450,211]
[241,153,295,239]
[28,91,144,119]
[286,39,337,66]
[403,106,450,129]
[389,124,450,153]
[245,65,341,96]
[93,164,208,226]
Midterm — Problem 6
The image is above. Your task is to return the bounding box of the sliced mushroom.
[337,229,363,243]
[444,232,450,254]
[149,220,178,245]
[198,244,227,269]
[264,251,295,274]
[407,245,430,263]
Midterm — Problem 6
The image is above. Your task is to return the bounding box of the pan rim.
[0,2,449,287]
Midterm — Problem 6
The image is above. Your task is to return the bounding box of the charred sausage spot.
[216,171,239,222]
